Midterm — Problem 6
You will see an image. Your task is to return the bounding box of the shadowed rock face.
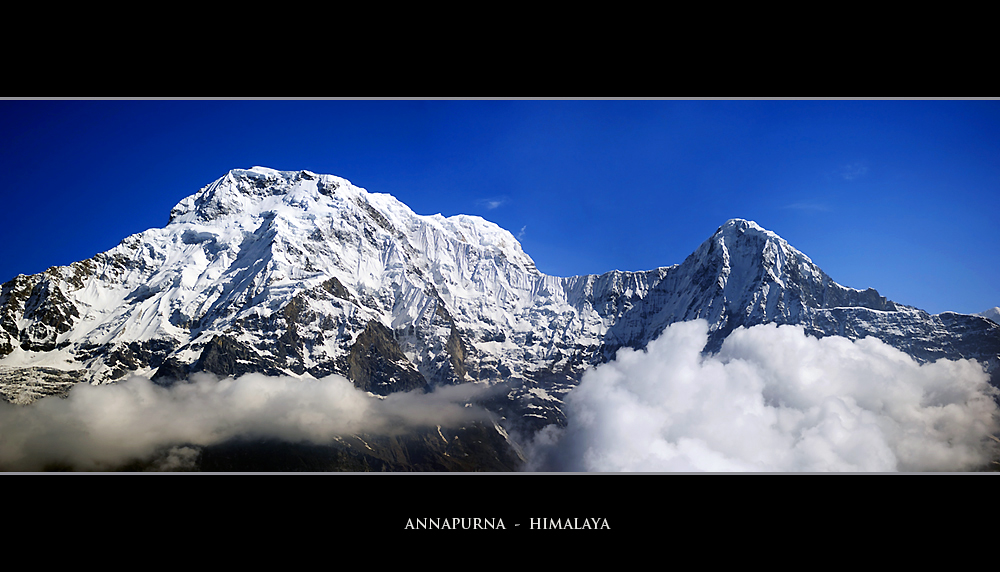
[0,170,996,446]
[194,335,287,379]
[1,275,80,354]
[341,320,427,396]
[105,421,524,473]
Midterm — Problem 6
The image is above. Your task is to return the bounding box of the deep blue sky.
[0,99,996,315]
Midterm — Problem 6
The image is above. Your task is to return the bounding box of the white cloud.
[7,322,994,473]
[783,201,831,212]
[477,197,506,210]
[524,320,999,472]
[0,373,491,471]
[840,162,869,181]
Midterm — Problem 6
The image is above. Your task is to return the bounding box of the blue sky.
[0,99,996,315]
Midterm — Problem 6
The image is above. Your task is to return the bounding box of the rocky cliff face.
[1,168,997,437]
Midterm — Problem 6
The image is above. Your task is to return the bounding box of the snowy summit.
[0,168,997,432]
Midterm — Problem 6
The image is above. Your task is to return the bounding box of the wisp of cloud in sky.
[840,162,869,181]
[477,197,506,210]
[525,320,999,472]
[0,373,491,471]
[783,201,832,212]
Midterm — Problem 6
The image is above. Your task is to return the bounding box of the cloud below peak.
[0,373,492,471]
[525,320,999,472]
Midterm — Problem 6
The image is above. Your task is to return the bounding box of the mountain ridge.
[1,168,997,435]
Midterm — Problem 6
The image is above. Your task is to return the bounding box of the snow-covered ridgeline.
[0,168,996,418]
[0,168,553,382]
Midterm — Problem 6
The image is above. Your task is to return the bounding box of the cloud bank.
[526,320,999,472]
[0,373,490,471]
[4,321,995,472]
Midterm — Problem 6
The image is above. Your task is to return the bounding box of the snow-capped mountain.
[2,167,998,435]
[980,307,1000,326]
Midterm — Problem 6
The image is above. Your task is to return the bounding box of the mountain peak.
[716,218,781,240]
[980,307,1000,325]
[0,168,997,454]
[167,167,355,225]
[705,218,817,271]
[230,166,324,183]
[720,217,762,229]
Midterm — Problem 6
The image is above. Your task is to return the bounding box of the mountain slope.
[980,307,1000,326]
[1,168,997,436]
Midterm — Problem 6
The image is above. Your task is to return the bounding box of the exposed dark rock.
[316,177,339,196]
[321,276,353,302]
[420,297,475,385]
[0,276,36,340]
[102,339,179,381]
[191,422,521,472]
[150,356,191,384]
[2,277,81,353]
[340,320,428,396]
[355,197,395,234]
[194,335,287,378]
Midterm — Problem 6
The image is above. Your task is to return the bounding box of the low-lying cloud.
[0,373,491,471]
[5,321,996,472]
[525,320,999,472]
